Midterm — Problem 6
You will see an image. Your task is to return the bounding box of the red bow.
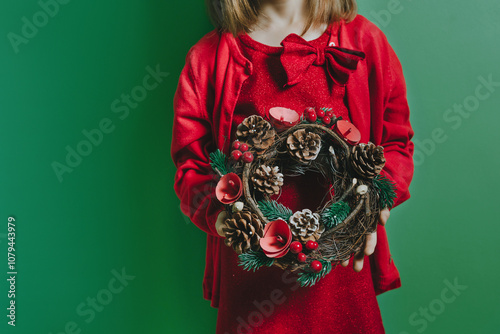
[280,34,366,86]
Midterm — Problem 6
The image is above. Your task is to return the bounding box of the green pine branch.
[301,118,323,125]
[238,250,274,272]
[321,201,350,229]
[297,260,333,287]
[373,174,397,208]
[257,200,293,222]
[209,149,230,176]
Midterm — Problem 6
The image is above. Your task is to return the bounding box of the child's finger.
[353,251,365,272]
[379,208,390,226]
[364,232,377,256]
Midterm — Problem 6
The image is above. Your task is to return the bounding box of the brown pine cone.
[350,143,386,179]
[286,129,321,163]
[251,165,284,196]
[236,115,276,155]
[289,209,325,243]
[222,211,264,254]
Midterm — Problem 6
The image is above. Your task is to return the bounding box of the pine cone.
[251,165,284,196]
[223,211,264,254]
[350,143,386,179]
[289,209,325,243]
[236,115,276,155]
[286,129,322,163]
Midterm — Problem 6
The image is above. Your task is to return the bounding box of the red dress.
[171,14,414,334]
[215,24,385,333]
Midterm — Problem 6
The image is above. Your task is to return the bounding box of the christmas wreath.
[210,107,396,287]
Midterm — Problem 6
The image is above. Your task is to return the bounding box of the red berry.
[304,107,315,114]
[290,241,303,254]
[305,240,318,250]
[322,116,331,125]
[316,109,325,118]
[326,111,334,118]
[231,150,242,161]
[240,143,249,152]
[297,253,307,263]
[242,151,254,163]
[232,140,241,150]
[311,260,323,273]
[306,112,317,122]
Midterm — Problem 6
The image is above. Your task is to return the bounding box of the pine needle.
[238,250,274,272]
[297,260,332,287]
[373,174,397,208]
[257,200,293,222]
[321,201,350,229]
[209,149,230,176]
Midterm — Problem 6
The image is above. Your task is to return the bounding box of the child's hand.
[341,208,391,272]
[215,210,229,237]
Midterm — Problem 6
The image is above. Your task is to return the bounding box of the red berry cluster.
[289,240,322,273]
[231,140,254,163]
[304,107,335,127]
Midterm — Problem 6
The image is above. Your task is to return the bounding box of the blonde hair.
[206,0,358,36]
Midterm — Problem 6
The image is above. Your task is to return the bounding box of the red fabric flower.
[215,173,243,204]
[259,219,293,258]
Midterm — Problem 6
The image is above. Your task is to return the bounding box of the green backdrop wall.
[1,1,498,333]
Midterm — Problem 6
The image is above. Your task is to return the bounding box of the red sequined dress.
[215,24,386,334]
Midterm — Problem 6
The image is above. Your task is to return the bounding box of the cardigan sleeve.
[379,40,414,209]
[171,47,225,237]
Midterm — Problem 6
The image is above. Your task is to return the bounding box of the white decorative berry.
[356,185,368,195]
[232,201,244,212]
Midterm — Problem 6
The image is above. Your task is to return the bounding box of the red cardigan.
[172,15,414,307]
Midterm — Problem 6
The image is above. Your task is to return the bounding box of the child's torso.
[231,24,349,212]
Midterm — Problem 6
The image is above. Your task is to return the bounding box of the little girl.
[172,1,414,333]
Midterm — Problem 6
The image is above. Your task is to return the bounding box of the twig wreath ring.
[210,108,396,287]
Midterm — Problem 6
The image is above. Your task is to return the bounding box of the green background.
[1,0,498,333]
